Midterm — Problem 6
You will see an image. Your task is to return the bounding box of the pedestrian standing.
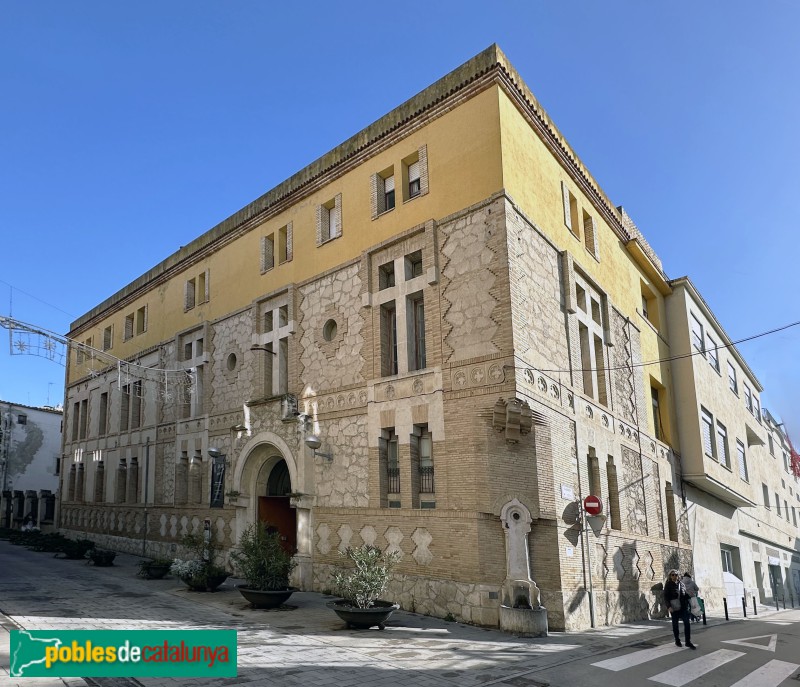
[682,572,701,621]
[663,569,695,649]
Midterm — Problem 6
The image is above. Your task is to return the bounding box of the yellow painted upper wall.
[67,87,504,384]
[497,88,674,438]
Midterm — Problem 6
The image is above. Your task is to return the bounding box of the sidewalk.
[1,541,793,687]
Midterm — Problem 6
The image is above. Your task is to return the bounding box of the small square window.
[379,261,395,290]
[405,250,423,280]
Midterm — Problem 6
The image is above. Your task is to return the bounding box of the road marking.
[648,649,744,686]
[727,659,799,687]
[591,643,683,671]
[721,634,778,652]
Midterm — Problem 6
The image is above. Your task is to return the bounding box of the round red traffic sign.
[583,495,603,516]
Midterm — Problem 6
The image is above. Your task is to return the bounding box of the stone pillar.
[127,457,139,504]
[13,491,24,523]
[25,491,38,526]
[499,498,547,637]
[94,462,105,502]
[75,464,85,503]
[189,454,202,505]
[1,491,11,528]
[38,490,52,524]
[67,464,76,502]
[115,458,127,504]
[175,452,189,505]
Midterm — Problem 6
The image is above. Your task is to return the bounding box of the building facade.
[58,45,720,632]
[1,401,61,529]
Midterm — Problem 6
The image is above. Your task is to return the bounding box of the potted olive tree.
[170,533,229,592]
[231,522,297,608]
[328,544,400,630]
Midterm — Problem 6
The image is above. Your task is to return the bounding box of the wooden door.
[258,496,297,553]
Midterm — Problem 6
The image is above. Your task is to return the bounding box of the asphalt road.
[533,612,800,686]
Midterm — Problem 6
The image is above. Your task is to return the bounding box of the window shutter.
[408,161,420,183]
[417,144,428,195]
[332,194,342,237]
[261,235,274,272]
[584,215,598,257]
[371,173,381,218]
[285,222,293,262]
[316,204,326,244]
[203,269,210,303]
[562,181,572,229]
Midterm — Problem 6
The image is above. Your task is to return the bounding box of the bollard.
[702,603,707,626]
[753,597,757,616]
[724,597,729,621]
[783,595,786,610]
[776,595,780,612]
[742,596,747,618]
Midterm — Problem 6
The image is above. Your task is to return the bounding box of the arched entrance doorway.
[258,459,297,553]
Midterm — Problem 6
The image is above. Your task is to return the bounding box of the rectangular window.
[418,427,434,494]
[744,384,753,413]
[701,407,715,458]
[562,181,580,238]
[261,233,275,272]
[754,396,761,423]
[124,313,134,341]
[130,380,142,430]
[79,399,88,440]
[407,160,421,198]
[720,547,733,573]
[387,430,399,494]
[690,313,705,355]
[737,440,748,482]
[135,306,147,335]
[98,392,108,436]
[197,270,208,304]
[785,500,789,521]
[763,484,771,509]
[185,277,196,311]
[383,175,396,211]
[71,401,80,441]
[716,421,730,468]
[582,209,598,257]
[776,493,782,517]
[277,223,292,264]
[405,250,423,280]
[379,261,395,289]
[706,333,719,371]
[651,386,662,442]
[120,385,130,432]
[317,195,342,244]
[103,325,113,351]
[381,302,398,377]
[408,294,426,371]
[769,435,775,456]
[728,362,738,394]
[784,451,790,473]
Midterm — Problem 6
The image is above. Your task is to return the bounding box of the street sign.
[583,495,603,516]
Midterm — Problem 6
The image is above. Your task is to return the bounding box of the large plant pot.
[327,599,399,630]
[236,586,297,609]
[181,573,229,592]
[140,563,171,580]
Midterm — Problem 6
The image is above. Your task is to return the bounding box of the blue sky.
[1,1,798,439]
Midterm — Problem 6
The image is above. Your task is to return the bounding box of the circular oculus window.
[323,319,338,342]
[226,352,237,371]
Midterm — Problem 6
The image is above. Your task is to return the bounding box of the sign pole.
[583,505,596,628]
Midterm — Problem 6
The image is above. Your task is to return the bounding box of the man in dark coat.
[663,569,695,648]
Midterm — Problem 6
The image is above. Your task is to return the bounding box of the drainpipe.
[576,446,596,628]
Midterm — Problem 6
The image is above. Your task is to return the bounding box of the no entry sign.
[583,495,603,516]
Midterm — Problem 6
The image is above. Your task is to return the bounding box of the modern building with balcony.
[666,277,799,611]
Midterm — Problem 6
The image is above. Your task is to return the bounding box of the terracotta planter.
[327,599,399,630]
[181,573,228,592]
[236,586,297,608]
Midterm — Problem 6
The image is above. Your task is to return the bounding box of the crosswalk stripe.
[591,643,683,671]
[727,659,799,687]
[648,649,744,686]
